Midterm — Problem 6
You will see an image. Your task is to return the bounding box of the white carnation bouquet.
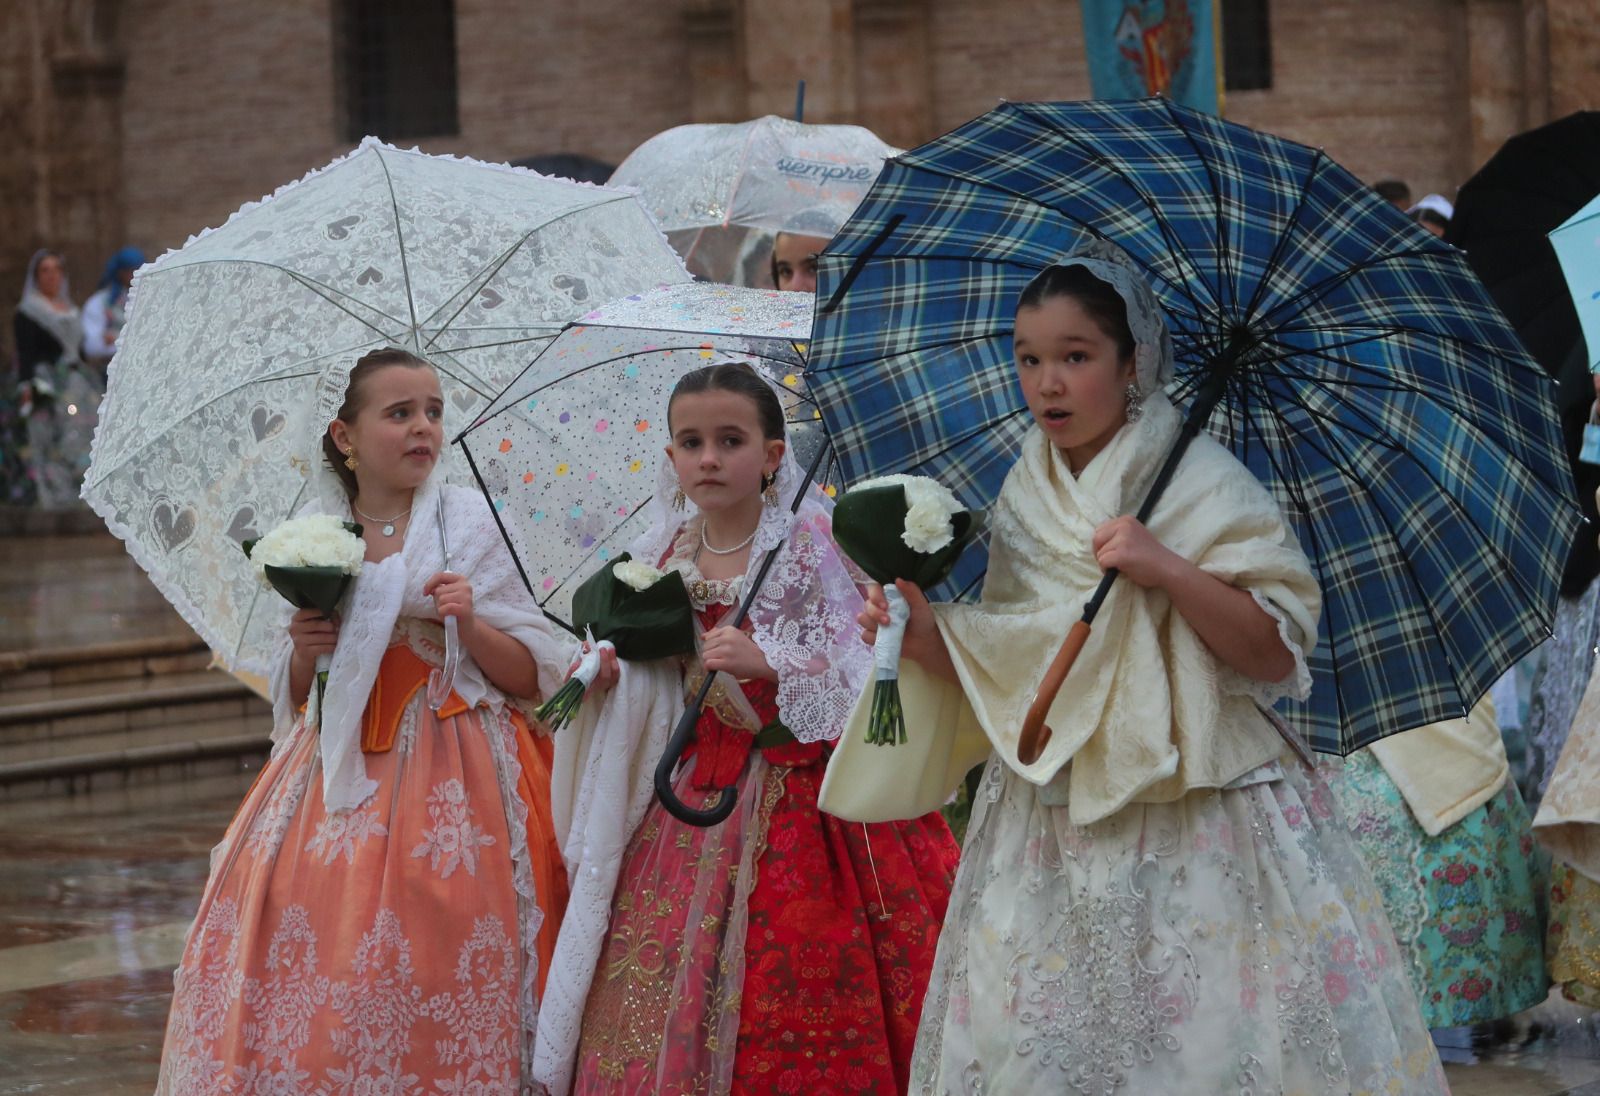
[831,475,984,745]
[243,514,366,728]
[247,514,366,578]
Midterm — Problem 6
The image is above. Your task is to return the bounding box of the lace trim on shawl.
[480,703,545,1081]
[747,514,868,744]
[1220,590,1314,709]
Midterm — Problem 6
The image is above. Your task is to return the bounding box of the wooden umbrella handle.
[1017,620,1093,764]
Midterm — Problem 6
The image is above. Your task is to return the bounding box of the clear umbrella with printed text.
[82,138,689,683]
[810,98,1579,760]
[611,115,899,285]
[455,281,828,823]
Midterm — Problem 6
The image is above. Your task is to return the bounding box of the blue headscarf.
[97,247,146,302]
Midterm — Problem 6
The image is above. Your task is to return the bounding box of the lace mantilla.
[629,436,870,745]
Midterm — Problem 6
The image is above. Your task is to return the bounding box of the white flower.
[613,559,666,592]
[249,514,364,579]
[852,474,964,554]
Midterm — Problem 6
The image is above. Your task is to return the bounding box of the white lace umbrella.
[83,138,689,676]
[611,115,897,285]
[456,281,822,624]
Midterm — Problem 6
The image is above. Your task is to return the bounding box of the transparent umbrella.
[456,281,822,623]
[611,115,897,285]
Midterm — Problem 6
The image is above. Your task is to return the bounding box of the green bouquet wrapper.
[832,483,984,745]
[538,553,698,730]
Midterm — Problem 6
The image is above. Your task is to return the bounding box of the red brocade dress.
[572,561,961,1096]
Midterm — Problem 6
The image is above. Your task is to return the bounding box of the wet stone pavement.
[0,772,256,1094]
[5,769,1600,1094]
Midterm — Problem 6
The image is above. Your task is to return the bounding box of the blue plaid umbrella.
[810,98,1579,755]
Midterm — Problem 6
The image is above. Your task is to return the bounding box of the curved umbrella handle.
[653,676,739,827]
[1017,619,1093,765]
[426,616,461,710]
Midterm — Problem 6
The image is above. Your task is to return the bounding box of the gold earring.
[672,487,686,510]
[344,448,359,471]
[762,474,779,508]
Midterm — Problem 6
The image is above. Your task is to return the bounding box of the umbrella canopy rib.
[894,155,1218,325]
[372,145,421,347]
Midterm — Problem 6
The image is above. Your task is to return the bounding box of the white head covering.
[16,249,83,365]
[1407,193,1454,220]
[626,361,870,743]
[1021,238,1175,397]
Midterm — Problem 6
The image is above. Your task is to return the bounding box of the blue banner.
[1080,0,1219,114]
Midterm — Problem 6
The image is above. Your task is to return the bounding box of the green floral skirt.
[1326,750,1549,1027]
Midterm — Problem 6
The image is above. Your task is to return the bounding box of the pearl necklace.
[354,503,412,537]
[699,521,758,556]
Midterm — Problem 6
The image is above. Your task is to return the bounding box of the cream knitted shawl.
[821,395,1321,826]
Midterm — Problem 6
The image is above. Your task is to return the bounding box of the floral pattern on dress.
[324,908,423,1093]
[911,757,1448,1095]
[425,915,520,1094]
[574,598,961,1096]
[411,778,497,879]
[305,809,389,866]
[245,776,305,861]
[241,905,330,1066]
[155,647,568,1096]
[1325,749,1550,1027]
[1548,862,1600,1008]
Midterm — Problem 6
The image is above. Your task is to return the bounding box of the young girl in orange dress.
[156,348,573,1094]
[557,361,961,1096]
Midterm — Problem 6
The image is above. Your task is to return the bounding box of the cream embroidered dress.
[819,252,1447,1095]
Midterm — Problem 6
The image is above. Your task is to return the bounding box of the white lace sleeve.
[748,511,872,744]
[1216,589,1314,708]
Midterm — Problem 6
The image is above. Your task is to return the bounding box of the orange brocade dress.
[155,622,567,1095]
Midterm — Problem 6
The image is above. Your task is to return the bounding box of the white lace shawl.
[267,477,576,812]
[535,657,680,1094]
[16,249,83,366]
[626,445,871,743]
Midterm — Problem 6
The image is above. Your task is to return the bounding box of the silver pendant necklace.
[354,503,412,537]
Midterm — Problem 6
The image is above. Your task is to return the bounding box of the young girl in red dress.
[561,361,960,1096]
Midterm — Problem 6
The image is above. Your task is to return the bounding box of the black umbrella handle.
[653,442,832,828]
[653,674,739,826]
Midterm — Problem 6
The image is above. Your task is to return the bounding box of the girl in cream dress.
[820,249,1447,1095]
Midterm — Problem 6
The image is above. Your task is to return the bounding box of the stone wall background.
[2,0,1594,363]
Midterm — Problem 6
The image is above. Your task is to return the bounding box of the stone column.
[685,0,750,123]
[1547,0,1600,118]
[1460,0,1529,179]
[742,0,859,122]
[854,0,933,148]
[0,0,126,363]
